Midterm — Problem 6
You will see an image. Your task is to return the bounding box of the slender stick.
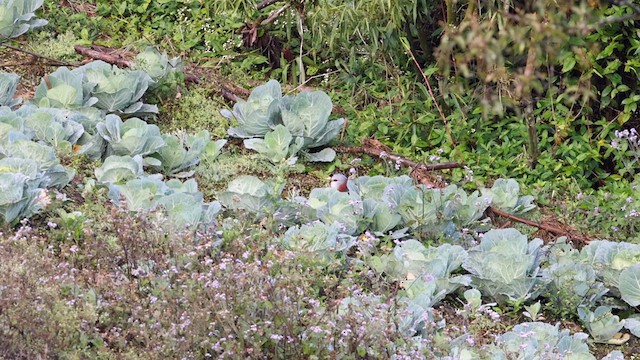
[487,206,590,245]
[256,0,280,10]
[335,145,460,171]
[260,4,290,26]
[1,42,79,67]
[402,41,464,163]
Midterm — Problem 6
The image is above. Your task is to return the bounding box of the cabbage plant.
[34,61,158,117]
[481,178,536,215]
[243,124,303,164]
[0,72,20,107]
[348,175,411,233]
[95,155,144,184]
[0,0,47,39]
[83,61,158,116]
[305,187,365,235]
[619,264,640,307]
[577,306,625,343]
[224,79,344,163]
[463,228,547,304]
[541,239,608,318]
[217,175,282,215]
[0,103,89,151]
[0,105,27,142]
[149,130,222,177]
[17,105,85,149]
[580,240,640,297]
[396,184,491,240]
[108,174,220,231]
[487,322,594,359]
[370,239,470,297]
[278,90,343,148]
[34,67,97,109]
[0,157,48,223]
[3,139,74,187]
[133,47,183,91]
[225,79,281,138]
[281,221,356,263]
[80,115,165,160]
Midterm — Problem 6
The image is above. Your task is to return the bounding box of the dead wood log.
[74,45,132,68]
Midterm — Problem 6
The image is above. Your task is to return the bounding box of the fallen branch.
[487,206,590,246]
[74,45,132,68]
[221,87,239,102]
[1,42,79,67]
[75,44,205,84]
[335,143,460,172]
[75,44,251,102]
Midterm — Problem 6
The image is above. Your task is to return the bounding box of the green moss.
[28,30,84,62]
[195,149,278,199]
[159,88,231,140]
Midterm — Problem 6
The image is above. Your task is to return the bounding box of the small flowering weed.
[0,203,433,358]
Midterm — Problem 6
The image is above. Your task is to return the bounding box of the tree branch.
[74,45,132,68]
[487,206,591,246]
[335,143,460,172]
[585,0,640,31]
[260,4,290,26]
[256,0,280,11]
[1,41,79,67]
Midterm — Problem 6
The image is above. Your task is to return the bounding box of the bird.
[329,173,349,192]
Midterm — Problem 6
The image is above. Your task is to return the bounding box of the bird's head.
[328,173,349,192]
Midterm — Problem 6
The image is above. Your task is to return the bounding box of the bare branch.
[585,0,640,31]
[74,45,133,68]
[0,42,79,67]
[260,4,290,26]
[256,0,280,11]
[335,143,461,172]
[487,207,591,246]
